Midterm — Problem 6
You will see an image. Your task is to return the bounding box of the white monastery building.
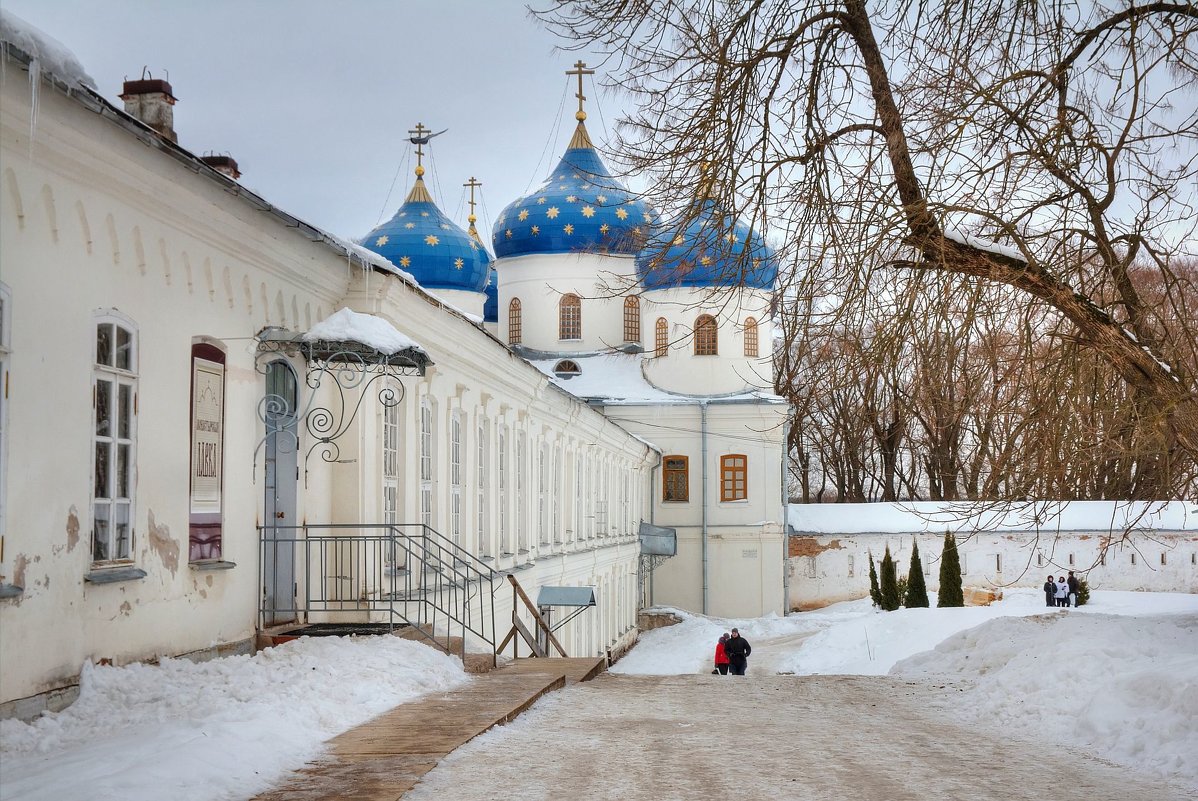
[1,14,1192,720]
[0,15,787,717]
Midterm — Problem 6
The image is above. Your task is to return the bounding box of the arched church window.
[559,294,582,340]
[743,317,759,357]
[553,360,581,378]
[623,296,641,343]
[694,314,718,356]
[508,298,522,345]
[655,318,669,357]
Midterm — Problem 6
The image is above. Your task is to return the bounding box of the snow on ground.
[614,590,1198,791]
[894,613,1198,789]
[0,636,468,801]
[614,589,1198,678]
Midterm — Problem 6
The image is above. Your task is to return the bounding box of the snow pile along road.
[0,636,469,801]
[893,613,1198,791]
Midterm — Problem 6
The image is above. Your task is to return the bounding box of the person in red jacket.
[713,633,731,675]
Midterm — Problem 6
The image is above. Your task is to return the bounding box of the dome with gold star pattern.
[361,176,491,293]
[492,124,653,258]
[637,198,777,290]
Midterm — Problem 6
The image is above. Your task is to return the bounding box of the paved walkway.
[254,657,604,801]
[401,674,1195,801]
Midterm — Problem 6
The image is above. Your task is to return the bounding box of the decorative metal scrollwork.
[253,329,427,485]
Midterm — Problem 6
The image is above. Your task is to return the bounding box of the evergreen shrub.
[937,531,965,608]
[905,538,930,608]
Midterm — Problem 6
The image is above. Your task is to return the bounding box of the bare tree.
[539,0,1198,498]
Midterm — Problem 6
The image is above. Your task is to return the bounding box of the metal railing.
[258,523,501,664]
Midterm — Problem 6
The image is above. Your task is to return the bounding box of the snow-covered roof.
[526,351,782,405]
[303,308,427,357]
[788,501,1197,535]
[0,9,95,89]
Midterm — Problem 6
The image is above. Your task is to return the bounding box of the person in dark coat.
[714,633,731,675]
[1043,575,1056,607]
[1067,571,1080,607]
[724,628,752,676]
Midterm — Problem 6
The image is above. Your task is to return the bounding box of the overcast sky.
[4,0,629,241]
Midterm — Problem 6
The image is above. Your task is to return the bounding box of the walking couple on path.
[1043,571,1080,608]
[713,628,751,676]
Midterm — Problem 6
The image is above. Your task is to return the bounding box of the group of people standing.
[1043,571,1080,607]
[712,628,752,675]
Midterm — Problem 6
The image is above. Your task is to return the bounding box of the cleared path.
[403,674,1194,801]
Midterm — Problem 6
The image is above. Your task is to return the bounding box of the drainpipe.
[700,400,709,615]
[648,449,663,607]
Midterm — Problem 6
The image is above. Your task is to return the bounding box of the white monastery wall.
[787,503,1198,610]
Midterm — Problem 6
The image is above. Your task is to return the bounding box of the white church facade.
[0,19,789,716]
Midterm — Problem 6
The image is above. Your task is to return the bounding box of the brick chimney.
[120,76,177,143]
[201,155,241,180]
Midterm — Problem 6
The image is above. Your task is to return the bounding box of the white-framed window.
[450,411,462,544]
[538,445,547,544]
[0,284,9,547]
[382,382,400,527]
[420,398,434,527]
[516,432,526,552]
[574,453,583,542]
[477,417,488,556]
[553,447,562,544]
[498,425,508,554]
[92,312,138,563]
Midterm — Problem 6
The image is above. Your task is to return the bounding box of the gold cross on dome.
[408,122,434,177]
[463,177,482,225]
[566,60,595,121]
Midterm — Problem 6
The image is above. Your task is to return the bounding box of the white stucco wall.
[787,504,1198,610]
[496,251,639,352]
[601,400,789,617]
[641,286,774,396]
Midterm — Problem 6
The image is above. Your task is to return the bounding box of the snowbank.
[893,613,1198,790]
[0,9,96,89]
[788,500,1196,534]
[303,307,426,356]
[0,636,469,801]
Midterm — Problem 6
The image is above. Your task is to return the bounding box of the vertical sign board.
[189,347,225,560]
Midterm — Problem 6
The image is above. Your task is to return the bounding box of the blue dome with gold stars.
[493,123,653,258]
[637,199,777,291]
[362,176,491,293]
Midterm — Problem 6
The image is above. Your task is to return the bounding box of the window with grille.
[663,455,688,502]
[720,454,747,501]
[743,316,759,357]
[624,296,641,343]
[559,294,582,340]
[694,314,718,355]
[655,318,669,357]
[508,298,522,344]
[93,315,138,562]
